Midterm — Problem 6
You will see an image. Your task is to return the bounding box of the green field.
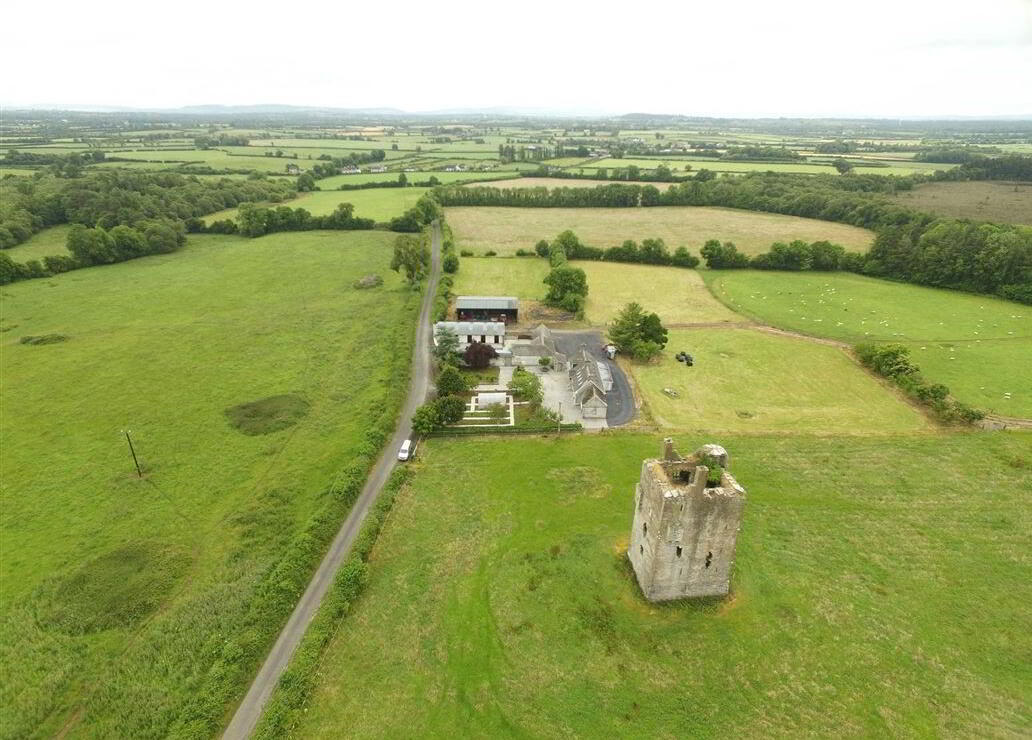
[632,328,929,433]
[890,181,1032,225]
[446,206,875,257]
[453,256,550,302]
[4,225,73,262]
[0,231,416,737]
[583,157,946,176]
[578,262,742,326]
[203,187,429,224]
[286,432,1031,737]
[704,271,1031,416]
[318,170,518,189]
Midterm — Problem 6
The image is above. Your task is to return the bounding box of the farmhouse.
[340,165,362,175]
[456,295,519,323]
[569,346,608,419]
[628,439,746,601]
[285,163,300,175]
[369,165,387,173]
[507,324,568,369]
[433,321,506,348]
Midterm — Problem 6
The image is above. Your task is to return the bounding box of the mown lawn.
[453,257,549,301]
[632,328,930,433]
[446,206,875,257]
[704,271,1032,416]
[0,231,417,737]
[290,432,1032,738]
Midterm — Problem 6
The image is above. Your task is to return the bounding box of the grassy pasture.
[632,328,929,433]
[0,231,415,737]
[202,187,429,224]
[890,181,1032,225]
[446,206,875,256]
[582,158,945,176]
[4,225,73,262]
[705,271,1032,416]
[578,262,742,326]
[453,257,550,301]
[287,432,1031,738]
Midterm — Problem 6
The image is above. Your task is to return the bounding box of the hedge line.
[252,466,413,739]
[427,423,583,436]
[173,291,421,738]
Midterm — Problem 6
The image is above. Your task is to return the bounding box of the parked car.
[398,439,415,461]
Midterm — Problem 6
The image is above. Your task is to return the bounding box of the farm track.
[221,223,442,739]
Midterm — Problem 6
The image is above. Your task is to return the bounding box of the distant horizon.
[4,103,1031,122]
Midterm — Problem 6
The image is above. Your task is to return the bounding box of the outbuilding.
[433,321,506,348]
[456,296,519,323]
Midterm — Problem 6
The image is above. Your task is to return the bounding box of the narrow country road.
[222,222,442,739]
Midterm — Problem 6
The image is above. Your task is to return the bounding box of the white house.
[369,165,388,173]
[434,321,506,348]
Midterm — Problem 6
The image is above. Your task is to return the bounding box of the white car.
[398,439,415,461]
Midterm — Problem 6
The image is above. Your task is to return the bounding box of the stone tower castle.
[627,439,746,601]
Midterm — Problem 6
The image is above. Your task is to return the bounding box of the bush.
[484,250,497,257]
[436,365,467,396]
[460,249,474,257]
[442,254,459,273]
[534,239,550,257]
[700,454,724,486]
[436,396,467,425]
[507,366,543,406]
[463,342,497,369]
[411,402,442,435]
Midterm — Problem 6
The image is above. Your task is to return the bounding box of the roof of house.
[570,346,605,397]
[434,321,506,336]
[456,296,519,310]
[577,383,607,406]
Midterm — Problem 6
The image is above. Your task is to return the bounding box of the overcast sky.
[4,0,1031,117]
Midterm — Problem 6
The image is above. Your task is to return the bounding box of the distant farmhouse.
[369,165,388,173]
[433,321,506,348]
[285,163,301,175]
[456,296,519,324]
[340,165,362,175]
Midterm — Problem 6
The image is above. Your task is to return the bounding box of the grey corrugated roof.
[456,296,519,310]
[435,321,506,335]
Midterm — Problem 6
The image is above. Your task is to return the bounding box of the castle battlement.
[628,438,746,601]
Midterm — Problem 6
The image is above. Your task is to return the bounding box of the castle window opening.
[705,551,713,569]
[676,546,683,558]
[643,522,647,537]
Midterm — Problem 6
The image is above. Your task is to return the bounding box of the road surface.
[222,222,442,739]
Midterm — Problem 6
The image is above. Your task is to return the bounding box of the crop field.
[4,224,73,262]
[890,181,1032,225]
[446,206,875,256]
[453,257,549,301]
[285,432,1030,738]
[0,231,416,737]
[578,262,742,326]
[632,328,929,433]
[704,271,1031,416]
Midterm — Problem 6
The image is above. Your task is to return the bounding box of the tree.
[411,402,441,435]
[436,365,467,396]
[700,239,749,269]
[832,158,854,175]
[436,396,466,425]
[507,366,543,407]
[391,234,430,284]
[463,342,497,369]
[108,225,147,261]
[66,224,116,265]
[543,265,587,307]
[433,327,461,366]
[442,254,459,273]
[639,312,668,348]
[297,172,317,191]
[608,302,647,352]
[671,246,700,268]
[534,239,550,257]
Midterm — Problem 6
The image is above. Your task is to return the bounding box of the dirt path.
[221,223,442,739]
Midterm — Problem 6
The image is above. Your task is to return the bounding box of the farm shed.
[569,345,608,418]
[433,321,506,348]
[456,296,519,323]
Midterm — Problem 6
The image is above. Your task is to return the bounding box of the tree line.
[436,168,1031,303]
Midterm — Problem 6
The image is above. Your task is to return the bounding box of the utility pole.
[124,430,142,478]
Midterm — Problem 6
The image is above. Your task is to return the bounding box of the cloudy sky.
[5,0,1031,117]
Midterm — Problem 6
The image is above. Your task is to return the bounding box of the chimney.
[663,438,678,461]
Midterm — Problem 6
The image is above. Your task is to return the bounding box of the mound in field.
[19,334,69,345]
[224,393,310,435]
[40,543,191,635]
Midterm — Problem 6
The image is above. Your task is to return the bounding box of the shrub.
[484,250,497,257]
[411,402,441,435]
[460,249,474,257]
[534,239,550,257]
[631,339,662,362]
[442,254,459,273]
[353,274,383,289]
[463,342,497,369]
[507,366,543,407]
[436,396,467,425]
[436,365,467,396]
[700,454,724,486]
